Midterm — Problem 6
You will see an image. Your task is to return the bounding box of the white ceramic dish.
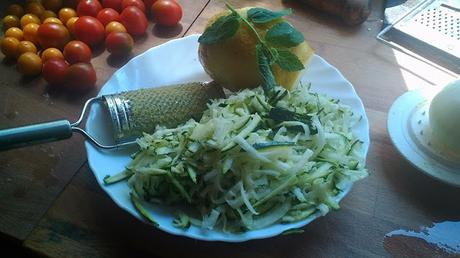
[85,34,370,242]
[388,88,460,187]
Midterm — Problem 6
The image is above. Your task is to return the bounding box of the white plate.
[388,88,460,187]
[85,35,370,242]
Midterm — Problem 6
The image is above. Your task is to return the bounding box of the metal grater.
[103,82,224,144]
[378,0,460,74]
[0,82,225,151]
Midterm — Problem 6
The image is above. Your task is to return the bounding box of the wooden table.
[1,0,459,257]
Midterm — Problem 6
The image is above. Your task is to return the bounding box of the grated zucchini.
[117,84,367,232]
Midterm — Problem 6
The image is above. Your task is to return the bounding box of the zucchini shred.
[109,83,368,232]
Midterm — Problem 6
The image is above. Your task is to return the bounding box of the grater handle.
[0,120,72,151]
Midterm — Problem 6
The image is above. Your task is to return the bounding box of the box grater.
[378,0,460,74]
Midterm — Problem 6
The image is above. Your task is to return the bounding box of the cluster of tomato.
[1,0,183,90]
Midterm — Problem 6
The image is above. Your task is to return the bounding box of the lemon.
[198,7,314,92]
[429,80,460,153]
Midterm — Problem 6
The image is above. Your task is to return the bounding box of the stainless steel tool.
[0,82,224,151]
[377,0,460,74]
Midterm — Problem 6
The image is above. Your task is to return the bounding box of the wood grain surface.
[1,0,459,257]
[0,0,209,242]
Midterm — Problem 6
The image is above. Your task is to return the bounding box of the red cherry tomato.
[144,0,175,7]
[63,40,92,64]
[151,0,182,26]
[120,6,148,36]
[96,8,120,26]
[42,58,69,85]
[66,62,97,90]
[37,22,71,49]
[74,16,105,46]
[105,31,133,56]
[122,0,145,12]
[77,0,103,17]
[102,0,122,12]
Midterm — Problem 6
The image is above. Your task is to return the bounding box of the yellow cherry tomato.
[1,37,20,58]
[66,16,78,35]
[6,4,25,18]
[40,10,57,21]
[41,47,64,62]
[23,23,40,45]
[17,41,38,56]
[58,8,77,25]
[105,21,127,35]
[26,2,45,17]
[43,0,63,12]
[20,14,41,28]
[5,27,24,41]
[17,52,43,76]
[3,15,20,31]
[43,17,63,24]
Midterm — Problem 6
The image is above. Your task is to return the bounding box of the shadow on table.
[284,0,366,33]
[379,147,460,219]
[106,53,134,68]
[0,234,39,258]
[152,23,183,39]
[91,44,107,59]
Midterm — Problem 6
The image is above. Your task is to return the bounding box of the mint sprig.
[247,8,292,24]
[256,44,277,92]
[199,5,305,96]
[198,13,240,44]
[265,22,305,48]
[274,48,305,71]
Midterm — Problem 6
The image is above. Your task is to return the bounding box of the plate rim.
[85,34,370,242]
[387,88,460,187]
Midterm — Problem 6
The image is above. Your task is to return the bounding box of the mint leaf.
[265,22,304,47]
[198,13,240,44]
[247,8,292,24]
[274,48,304,71]
[256,43,277,93]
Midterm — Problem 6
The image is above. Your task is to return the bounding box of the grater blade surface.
[103,82,225,143]
[379,0,460,73]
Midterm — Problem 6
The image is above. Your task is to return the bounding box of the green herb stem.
[225,3,266,48]
[200,3,305,99]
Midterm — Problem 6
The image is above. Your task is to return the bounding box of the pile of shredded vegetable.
[105,83,368,232]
